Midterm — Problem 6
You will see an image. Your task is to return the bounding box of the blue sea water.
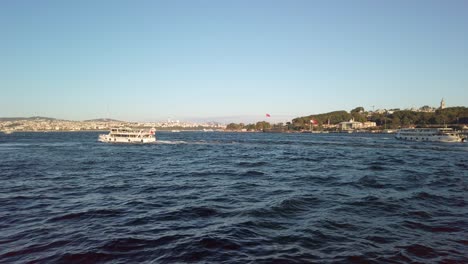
[0,131,467,263]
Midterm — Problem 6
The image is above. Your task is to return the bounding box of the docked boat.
[98,127,156,143]
[395,128,465,143]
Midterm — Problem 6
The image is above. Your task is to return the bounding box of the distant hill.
[0,116,126,122]
[0,116,59,121]
[84,118,123,122]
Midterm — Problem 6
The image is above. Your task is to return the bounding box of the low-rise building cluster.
[0,118,225,132]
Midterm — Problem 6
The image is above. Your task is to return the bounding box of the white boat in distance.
[98,127,156,143]
[395,128,465,143]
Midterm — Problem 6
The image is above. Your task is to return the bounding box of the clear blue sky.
[1,0,467,122]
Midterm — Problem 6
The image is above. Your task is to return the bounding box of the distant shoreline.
[1,129,395,134]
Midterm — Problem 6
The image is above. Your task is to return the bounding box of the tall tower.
[440,98,446,109]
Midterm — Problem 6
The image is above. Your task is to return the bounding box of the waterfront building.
[338,119,363,131]
[362,121,377,128]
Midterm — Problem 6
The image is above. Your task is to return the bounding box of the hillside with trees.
[383,107,468,128]
[223,106,468,132]
[293,106,468,130]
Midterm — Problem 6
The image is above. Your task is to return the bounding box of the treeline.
[225,107,468,131]
[226,121,275,131]
[291,107,369,130]
[376,107,468,128]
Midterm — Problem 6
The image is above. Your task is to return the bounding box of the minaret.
[440,98,446,109]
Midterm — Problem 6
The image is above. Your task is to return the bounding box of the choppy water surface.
[1,132,467,263]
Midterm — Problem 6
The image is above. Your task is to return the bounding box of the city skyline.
[1,1,467,121]
[0,98,457,124]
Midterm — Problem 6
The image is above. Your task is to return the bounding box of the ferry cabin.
[99,128,156,143]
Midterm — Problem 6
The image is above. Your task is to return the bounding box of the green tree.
[351,106,365,113]
[391,116,401,128]
[351,112,367,122]
[226,123,240,130]
[256,121,271,131]
[401,116,411,126]
[245,124,256,131]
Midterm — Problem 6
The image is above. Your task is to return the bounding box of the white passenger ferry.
[395,128,465,143]
[98,127,156,143]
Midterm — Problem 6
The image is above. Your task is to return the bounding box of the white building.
[339,119,363,130]
[362,121,377,128]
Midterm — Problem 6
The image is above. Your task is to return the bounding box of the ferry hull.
[395,134,462,143]
[98,134,156,143]
[395,128,463,143]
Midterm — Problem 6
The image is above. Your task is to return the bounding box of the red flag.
[310,119,318,125]
[266,113,271,117]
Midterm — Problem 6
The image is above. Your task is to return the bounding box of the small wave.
[343,195,402,215]
[454,239,468,246]
[397,244,439,259]
[242,195,322,219]
[408,191,466,207]
[237,161,268,168]
[156,206,220,221]
[275,196,321,214]
[319,219,355,231]
[48,209,123,222]
[405,210,432,219]
[158,235,245,263]
[365,235,398,244]
[285,156,326,162]
[80,160,97,165]
[342,255,372,263]
[0,194,50,205]
[428,176,466,189]
[1,240,69,259]
[125,216,153,226]
[354,176,385,188]
[367,164,387,171]
[101,235,186,252]
[56,252,115,263]
[402,220,461,233]
[242,170,265,176]
[198,237,241,251]
[273,199,309,215]
[359,161,390,171]
[239,220,288,231]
